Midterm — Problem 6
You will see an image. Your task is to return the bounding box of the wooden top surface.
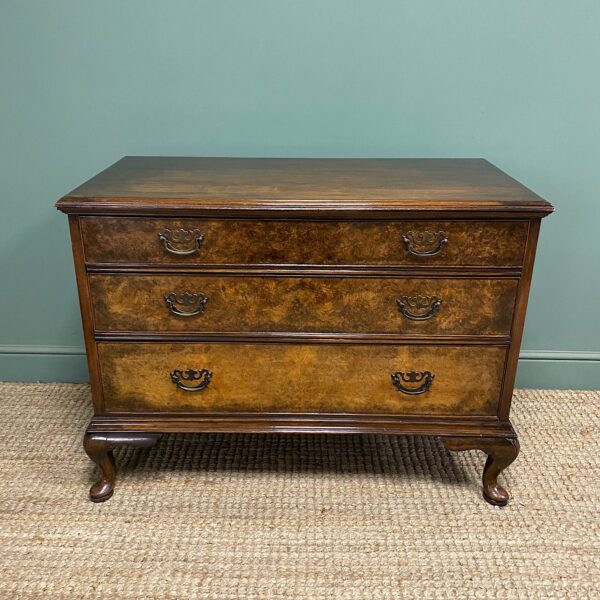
[56,157,553,216]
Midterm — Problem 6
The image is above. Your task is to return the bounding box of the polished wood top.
[56,157,553,216]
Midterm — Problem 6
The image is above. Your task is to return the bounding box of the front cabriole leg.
[83,432,162,502]
[442,436,520,506]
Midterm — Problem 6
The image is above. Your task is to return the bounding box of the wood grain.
[81,217,529,267]
[97,342,507,415]
[89,274,518,336]
[56,157,553,215]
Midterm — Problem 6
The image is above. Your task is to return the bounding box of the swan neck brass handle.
[170,369,212,392]
[165,291,208,317]
[159,228,204,256]
[396,296,442,321]
[391,371,434,395]
[402,230,448,257]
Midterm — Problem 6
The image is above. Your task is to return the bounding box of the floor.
[0,383,598,599]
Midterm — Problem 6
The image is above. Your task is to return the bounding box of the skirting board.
[0,346,598,390]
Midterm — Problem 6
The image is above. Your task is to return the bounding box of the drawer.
[90,275,518,336]
[98,342,507,415]
[81,217,528,267]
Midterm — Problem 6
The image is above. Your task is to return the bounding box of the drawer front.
[90,275,518,336]
[81,218,528,267]
[98,342,506,415]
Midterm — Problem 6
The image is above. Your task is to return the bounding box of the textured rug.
[0,384,598,599]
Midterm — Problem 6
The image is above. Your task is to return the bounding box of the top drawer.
[80,217,528,267]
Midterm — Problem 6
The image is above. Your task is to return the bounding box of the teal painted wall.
[1,1,599,388]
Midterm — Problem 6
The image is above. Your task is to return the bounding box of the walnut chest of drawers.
[56,157,553,504]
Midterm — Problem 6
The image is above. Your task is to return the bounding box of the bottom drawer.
[98,343,507,416]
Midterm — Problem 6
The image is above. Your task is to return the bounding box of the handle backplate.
[170,368,212,392]
[391,370,434,395]
[165,291,208,317]
[402,230,448,257]
[159,228,204,256]
[397,295,442,321]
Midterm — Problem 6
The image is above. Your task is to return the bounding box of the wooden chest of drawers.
[57,157,553,505]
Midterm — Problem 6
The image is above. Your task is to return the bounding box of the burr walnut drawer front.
[89,274,518,336]
[97,342,507,415]
[81,217,528,267]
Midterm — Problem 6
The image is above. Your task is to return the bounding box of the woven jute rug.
[0,383,598,599]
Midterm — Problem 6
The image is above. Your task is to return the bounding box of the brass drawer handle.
[402,230,448,257]
[165,291,208,317]
[396,295,442,321]
[391,370,434,395]
[159,228,204,256]
[170,369,212,392]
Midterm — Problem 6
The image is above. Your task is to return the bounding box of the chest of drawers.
[57,157,553,505]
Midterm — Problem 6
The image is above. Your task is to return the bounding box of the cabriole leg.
[83,431,162,502]
[442,436,520,506]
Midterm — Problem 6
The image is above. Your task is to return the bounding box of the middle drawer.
[89,275,518,336]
